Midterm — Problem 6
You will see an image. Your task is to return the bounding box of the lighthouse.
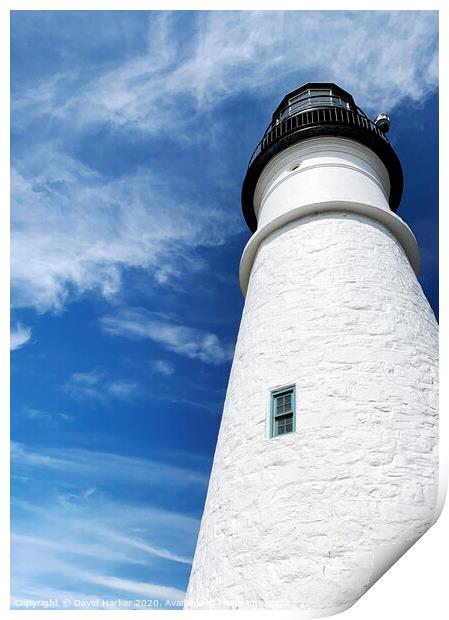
[184,83,439,614]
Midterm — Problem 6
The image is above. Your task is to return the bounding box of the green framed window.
[270,385,296,438]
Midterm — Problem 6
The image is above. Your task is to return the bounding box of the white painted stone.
[254,138,391,228]
[240,138,421,295]
[184,138,439,614]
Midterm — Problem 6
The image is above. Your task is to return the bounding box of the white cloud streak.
[11,532,149,566]
[151,359,175,376]
[11,444,202,602]
[79,571,185,600]
[11,441,208,487]
[101,307,234,364]
[95,528,192,565]
[11,534,186,605]
[11,160,239,313]
[63,369,139,404]
[22,408,74,426]
[10,323,32,350]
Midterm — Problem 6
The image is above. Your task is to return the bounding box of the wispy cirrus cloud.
[13,11,438,134]
[94,528,192,565]
[150,359,176,376]
[100,307,234,364]
[11,441,209,488]
[11,509,190,606]
[69,569,185,601]
[11,159,240,314]
[22,408,74,425]
[10,322,32,350]
[12,532,149,567]
[11,442,201,605]
[63,369,139,404]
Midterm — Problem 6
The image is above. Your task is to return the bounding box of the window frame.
[270,385,296,438]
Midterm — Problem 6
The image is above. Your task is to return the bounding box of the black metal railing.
[248,104,389,169]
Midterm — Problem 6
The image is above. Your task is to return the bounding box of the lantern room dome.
[241,82,403,232]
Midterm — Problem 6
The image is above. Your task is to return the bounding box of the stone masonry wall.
[184,211,439,612]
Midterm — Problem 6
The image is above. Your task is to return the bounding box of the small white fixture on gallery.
[184,83,439,615]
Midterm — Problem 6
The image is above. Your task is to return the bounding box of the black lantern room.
[241,83,403,232]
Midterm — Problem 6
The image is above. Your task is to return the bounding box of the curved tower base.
[185,212,438,611]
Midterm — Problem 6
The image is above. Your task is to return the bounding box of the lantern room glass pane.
[277,87,352,122]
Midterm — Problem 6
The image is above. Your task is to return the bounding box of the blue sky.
[10,10,438,609]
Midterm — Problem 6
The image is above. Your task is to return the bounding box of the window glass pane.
[309,89,332,106]
[274,392,294,416]
[272,388,295,437]
[310,89,331,95]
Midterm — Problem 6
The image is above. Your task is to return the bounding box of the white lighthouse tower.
[184,83,439,614]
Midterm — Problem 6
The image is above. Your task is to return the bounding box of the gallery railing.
[248,103,389,169]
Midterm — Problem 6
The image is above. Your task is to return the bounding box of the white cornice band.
[239,201,420,296]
